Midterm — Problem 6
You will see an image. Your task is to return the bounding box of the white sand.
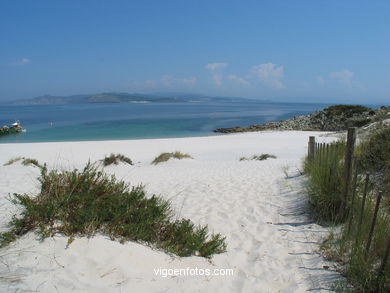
[0,131,341,292]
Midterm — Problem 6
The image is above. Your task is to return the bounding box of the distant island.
[6,92,249,105]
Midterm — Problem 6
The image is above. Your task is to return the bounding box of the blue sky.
[0,0,389,103]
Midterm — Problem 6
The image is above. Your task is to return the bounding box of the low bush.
[152,151,192,165]
[0,163,226,258]
[324,105,372,118]
[356,126,390,173]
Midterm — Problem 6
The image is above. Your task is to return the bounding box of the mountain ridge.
[5,92,257,105]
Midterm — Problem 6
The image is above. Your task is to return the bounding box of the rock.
[214,105,378,133]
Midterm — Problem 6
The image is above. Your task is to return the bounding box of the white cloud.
[206,62,228,87]
[250,63,285,89]
[330,69,354,87]
[10,57,31,66]
[227,74,250,86]
[161,75,197,87]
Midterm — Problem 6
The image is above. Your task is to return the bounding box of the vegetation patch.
[152,151,193,165]
[305,128,390,291]
[304,141,346,222]
[102,153,133,166]
[323,105,373,118]
[356,126,390,173]
[240,153,277,161]
[0,163,226,258]
[3,157,23,166]
[3,157,43,169]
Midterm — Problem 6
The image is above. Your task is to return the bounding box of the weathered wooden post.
[365,191,383,259]
[325,144,330,164]
[325,144,330,181]
[308,136,315,162]
[329,144,338,185]
[357,172,370,233]
[375,188,390,291]
[347,162,359,233]
[341,127,357,219]
[376,234,390,290]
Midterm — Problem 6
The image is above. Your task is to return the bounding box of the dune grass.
[0,163,226,258]
[3,157,23,166]
[239,153,277,161]
[152,151,193,165]
[304,129,390,291]
[102,153,133,166]
[321,188,390,292]
[3,157,43,169]
[21,158,43,169]
[304,141,346,223]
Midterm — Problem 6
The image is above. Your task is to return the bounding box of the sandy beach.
[0,131,341,292]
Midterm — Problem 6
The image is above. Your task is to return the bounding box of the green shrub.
[0,163,225,258]
[352,118,372,128]
[357,126,390,173]
[152,151,193,165]
[324,105,372,118]
[102,153,133,166]
[240,153,277,161]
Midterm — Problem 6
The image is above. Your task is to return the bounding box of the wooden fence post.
[357,172,370,233]
[328,144,339,194]
[365,191,383,259]
[347,162,359,233]
[376,234,390,290]
[341,127,357,219]
[308,136,315,161]
[325,144,330,181]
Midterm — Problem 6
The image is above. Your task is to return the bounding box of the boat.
[0,120,25,136]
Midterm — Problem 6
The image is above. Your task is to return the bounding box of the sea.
[0,100,330,143]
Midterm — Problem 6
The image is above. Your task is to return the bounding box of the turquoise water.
[0,100,328,143]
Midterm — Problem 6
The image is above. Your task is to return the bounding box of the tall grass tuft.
[3,157,43,169]
[0,163,226,258]
[239,153,277,161]
[322,188,390,292]
[102,153,133,166]
[21,158,43,169]
[152,151,193,165]
[304,140,346,223]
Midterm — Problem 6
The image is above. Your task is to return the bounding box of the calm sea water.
[0,100,329,143]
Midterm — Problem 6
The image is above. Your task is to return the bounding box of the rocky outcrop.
[214,105,383,133]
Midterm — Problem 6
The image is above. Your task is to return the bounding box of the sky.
[0,0,389,104]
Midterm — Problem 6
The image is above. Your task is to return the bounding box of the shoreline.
[0,128,333,145]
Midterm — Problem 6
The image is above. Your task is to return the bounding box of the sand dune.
[0,131,341,292]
